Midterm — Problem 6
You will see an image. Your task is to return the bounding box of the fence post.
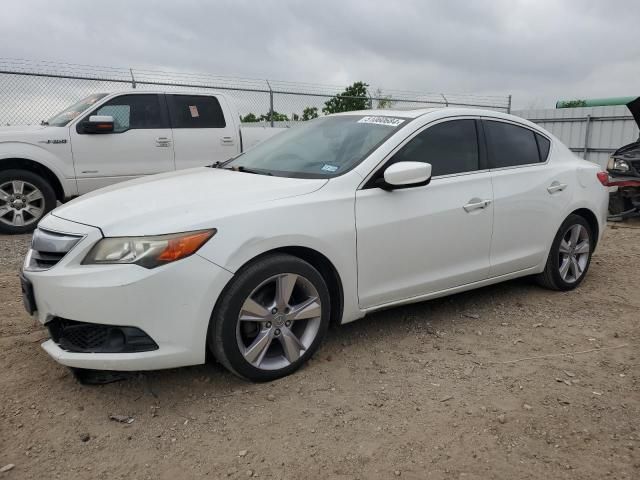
[129,68,136,89]
[507,94,512,113]
[266,80,274,127]
[583,114,592,159]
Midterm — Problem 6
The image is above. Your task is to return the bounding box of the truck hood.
[52,168,327,236]
[0,125,66,141]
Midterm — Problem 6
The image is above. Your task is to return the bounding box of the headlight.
[82,229,216,268]
[607,157,630,173]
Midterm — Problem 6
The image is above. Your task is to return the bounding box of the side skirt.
[352,266,540,319]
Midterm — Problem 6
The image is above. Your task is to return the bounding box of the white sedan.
[21,108,609,382]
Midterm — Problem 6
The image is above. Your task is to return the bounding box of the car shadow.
[82,275,541,398]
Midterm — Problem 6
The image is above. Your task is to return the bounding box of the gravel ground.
[0,222,638,479]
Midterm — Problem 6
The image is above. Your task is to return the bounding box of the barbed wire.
[0,58,511,126]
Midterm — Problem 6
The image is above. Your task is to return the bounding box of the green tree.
[560,99,587,108]
[302,106,319,120]
[259,111,289,122]
[240,112,259,123]
[323,81,369,114]
[373,88,394,109]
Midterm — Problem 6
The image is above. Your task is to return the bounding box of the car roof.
[331,107,547,133]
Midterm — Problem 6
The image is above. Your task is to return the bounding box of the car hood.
[53,168,328,236]
[627,97,640,130]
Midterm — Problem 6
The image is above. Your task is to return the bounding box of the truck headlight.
[82,229,216,268]
[607,157,630,173]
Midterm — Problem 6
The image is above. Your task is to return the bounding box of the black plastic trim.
[47,318,159,353]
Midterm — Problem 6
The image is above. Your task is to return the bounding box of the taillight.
[596,171,609,186]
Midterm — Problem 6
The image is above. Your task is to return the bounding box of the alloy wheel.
[558,224,590,283]
[236,273,322,370]
[0,180,45,227]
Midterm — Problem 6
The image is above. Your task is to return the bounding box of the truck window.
[92,94,165,133]
[167,95,226,128]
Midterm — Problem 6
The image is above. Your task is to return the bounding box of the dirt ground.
[0,222,638,480]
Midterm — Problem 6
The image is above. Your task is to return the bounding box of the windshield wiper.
[223,165,272,176]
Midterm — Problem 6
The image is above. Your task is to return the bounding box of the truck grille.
[25,228,83,271]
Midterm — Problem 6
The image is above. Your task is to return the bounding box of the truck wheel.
[0,169,56,234]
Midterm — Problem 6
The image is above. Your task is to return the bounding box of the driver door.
[355,118,494,308]
[70,93,175,194]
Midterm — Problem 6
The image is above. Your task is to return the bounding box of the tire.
[536,214,593,291]
[0,169,56,234]
[209,253,331,382]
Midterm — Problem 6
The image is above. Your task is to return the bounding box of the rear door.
[484,119,572,276]
[167,94,239,169]
[70,93,174,194]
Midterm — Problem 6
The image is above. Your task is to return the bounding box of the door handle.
[463,198,492,212]
[155,137,172,147]
[221,136,234,146]
[547,181,567,194]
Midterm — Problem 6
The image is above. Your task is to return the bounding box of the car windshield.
[225,115,410,178]
[46,93,108,127]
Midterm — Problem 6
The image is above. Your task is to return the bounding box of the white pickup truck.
[0,91,284,233]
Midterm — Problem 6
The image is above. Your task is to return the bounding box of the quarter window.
[535,133,551,161]
[391,119,479,176]
[484,120,541,168]
[167,95,226,128]
[93,94,165,133]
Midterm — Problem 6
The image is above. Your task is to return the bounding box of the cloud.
[0,0,639,108]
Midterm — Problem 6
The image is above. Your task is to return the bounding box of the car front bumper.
[23,214,233,371]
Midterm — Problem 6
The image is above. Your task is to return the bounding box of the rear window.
[167,95,226,128]
[484,120,541,168]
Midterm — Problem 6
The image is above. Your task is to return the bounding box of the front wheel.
[0,169,56,234]
[209,254,331,382]
[536,214,593,291]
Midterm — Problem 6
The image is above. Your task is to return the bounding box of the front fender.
[196,198,362,324]
[0,141,77,197]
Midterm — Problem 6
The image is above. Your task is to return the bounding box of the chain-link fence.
[0,58,512,127]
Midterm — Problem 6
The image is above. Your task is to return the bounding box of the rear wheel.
[0,169,56,234]
[536,214,593,291]
[209,254,330,382]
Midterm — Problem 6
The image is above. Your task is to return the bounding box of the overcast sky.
[1,0,639,109]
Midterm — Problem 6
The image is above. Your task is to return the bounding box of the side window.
[392,119,479,176]
[94,94,164,133]
[484,120,541,168]
[535,133,551,161]
[167,95,226,128]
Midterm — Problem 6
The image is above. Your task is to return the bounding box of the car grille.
[25,228,83,271]
[47,318,159,353]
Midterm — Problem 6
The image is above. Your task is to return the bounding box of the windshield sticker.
[189,105,200,118]
[357,116,405,127]
[321,164,339,172]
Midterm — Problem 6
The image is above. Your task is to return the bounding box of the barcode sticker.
[357,116,405,127]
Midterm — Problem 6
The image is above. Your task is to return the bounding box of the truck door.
[70,93,174,194]
[166,94,240,169]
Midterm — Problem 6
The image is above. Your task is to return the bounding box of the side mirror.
[379,161,432,190]
[79,115,115,134]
